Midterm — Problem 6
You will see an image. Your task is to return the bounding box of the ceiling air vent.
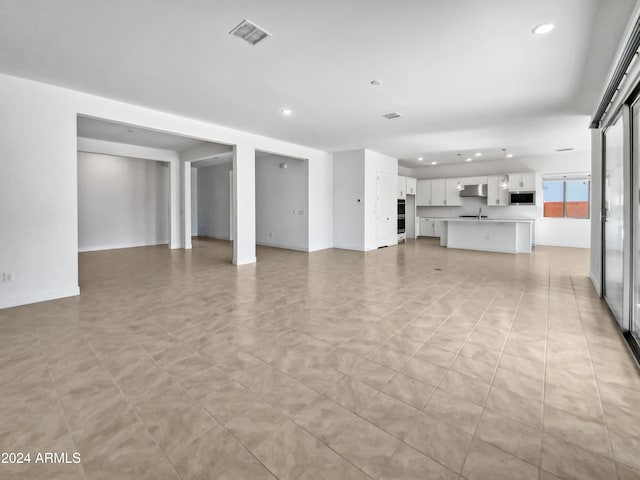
[555,147,574,152]
[382,112,403,119]
[229,19,271,46]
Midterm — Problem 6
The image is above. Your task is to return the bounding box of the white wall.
[0,73,333,309]
[364,149,398,250]
[398,165,413,176]
[78,152,170,251]
[78,137,178,163]
[256,154,309,251]
[308,154,334,252]
[410,152,592,249]
[190,168,198,237]
[197,163,232,240]
[333,150,366,250]
[333,149,398,251]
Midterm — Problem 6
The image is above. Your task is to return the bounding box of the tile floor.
[1,238,640,480]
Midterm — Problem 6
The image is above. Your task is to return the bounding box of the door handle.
[601,208,610,222]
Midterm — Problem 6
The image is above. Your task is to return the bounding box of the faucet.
[478,207,483,220]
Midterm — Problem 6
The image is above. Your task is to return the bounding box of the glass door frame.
[601,106,631,331]
[601,97,640,365]
[629,97,640,359]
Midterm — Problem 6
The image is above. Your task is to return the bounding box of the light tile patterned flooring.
[1,238,640,480]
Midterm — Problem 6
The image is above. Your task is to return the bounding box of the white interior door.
[376,171,394,247]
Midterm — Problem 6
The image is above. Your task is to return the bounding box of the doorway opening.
[76,115,232,289]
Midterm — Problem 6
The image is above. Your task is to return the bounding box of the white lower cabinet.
[419,219,443,237]
[419,219,434,237]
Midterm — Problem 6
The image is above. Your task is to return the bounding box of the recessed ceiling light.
[555,147,574,152]
[281,108,293,116]
[532,23,554,35]
[382,112,403,119]
[466,158,472,162]
[431,161,437,165]
[475,152,482,157]
[370,80,382,86]
[229,19,271,45]
[418,157,424,161]
[506,154,514,158]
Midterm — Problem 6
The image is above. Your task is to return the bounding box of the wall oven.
[397,199,406,240]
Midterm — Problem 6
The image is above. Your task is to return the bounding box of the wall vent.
[229,19,271,46]
[382,112,403,119]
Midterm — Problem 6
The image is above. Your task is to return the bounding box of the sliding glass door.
[603,113,626,326]
[632,103,640,347]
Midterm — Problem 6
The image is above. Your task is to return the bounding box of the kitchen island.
[423,217,535,254]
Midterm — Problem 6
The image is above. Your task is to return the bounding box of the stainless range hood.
[460,184,488,198]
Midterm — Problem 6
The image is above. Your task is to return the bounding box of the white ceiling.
[191,153,233,169]
[2,0,637,167]
[77,116,210,151]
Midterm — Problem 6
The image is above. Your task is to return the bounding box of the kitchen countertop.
[418,217,535,223]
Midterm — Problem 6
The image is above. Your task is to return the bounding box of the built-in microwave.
[509,192,536,205]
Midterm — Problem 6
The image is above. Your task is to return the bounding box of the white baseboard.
[333,243,365,252]
[233,256,257,266]
[0,285,80,310]
[535,242,590,249]
[589,271,602,296]
[197,234,231,241]
[79,241,168,252]
[307,245,333,252]
[256,241,308,252]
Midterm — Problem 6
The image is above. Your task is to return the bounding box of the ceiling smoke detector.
[229,19,271,46]
[382,112,403,119]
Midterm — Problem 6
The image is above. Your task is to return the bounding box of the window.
[543,178,590,219]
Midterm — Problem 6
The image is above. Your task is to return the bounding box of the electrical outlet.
[297,209,305,216]
[2,272,14,283]
[269,232,274,238]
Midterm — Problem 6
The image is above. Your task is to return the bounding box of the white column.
[182,160,192,249]
[169,158,181,249]
[232,144,256,265]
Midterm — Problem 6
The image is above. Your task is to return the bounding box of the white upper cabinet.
[415,173,536,207]
[508,173,536,191]
[487,176,509,206]
[431,179,446,206]
[445,179,463,206]
[397,176,407,199]
[406,177,417,195]
[416,179,432,205]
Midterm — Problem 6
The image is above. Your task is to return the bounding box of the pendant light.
[500,149,509,190]
[456,154,464,191]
